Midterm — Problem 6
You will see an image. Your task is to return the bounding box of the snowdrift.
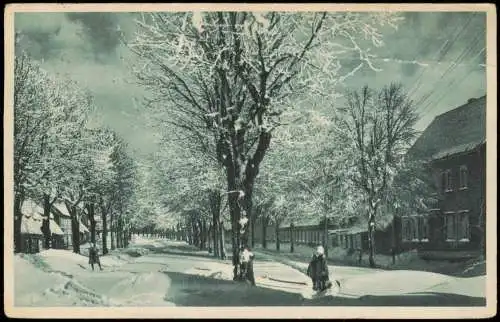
[14,255,110,306]
[340,270,485,298]
[39,249,129,274]
[105,272,174,306]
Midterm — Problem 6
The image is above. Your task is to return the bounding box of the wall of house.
[417,145,485,253]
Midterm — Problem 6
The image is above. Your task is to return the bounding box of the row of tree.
[124,11,436,275]
[13,52,138,255]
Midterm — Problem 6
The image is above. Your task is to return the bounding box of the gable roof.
[408,95,486,161]
[52,202,72,218]
[20,199,64,235]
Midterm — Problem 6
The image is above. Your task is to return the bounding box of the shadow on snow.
[161,271,486,307]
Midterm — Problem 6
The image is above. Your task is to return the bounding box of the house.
[20,199,65,253]
[330,213,396,256]
[404,96,486,260]
[252,216,340,248]
[20,201,44,254]
[51,202,90,248]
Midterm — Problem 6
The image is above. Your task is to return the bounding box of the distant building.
[20,199,65,253]
[404,96,486,260]
[51,202,90,248]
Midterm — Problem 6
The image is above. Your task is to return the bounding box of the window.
[445,211,470,242]
[354,234,362,249]
[445,213,457,241]
[458,211,470,241]
[411,217,419,241]
[459,165,468,189]
[402,217,411,242]
[442,169,453,192]
[418,215,430,241]
[402,215,429,242]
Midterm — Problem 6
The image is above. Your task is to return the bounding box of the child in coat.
[307,246,331,291]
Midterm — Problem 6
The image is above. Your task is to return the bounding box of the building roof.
[408,96,486,161]
[52,202,72,218]
[21,216,43,235]
[21,199,65,235]
[79,222,90,233]
[50,219,65,235]
[280,216,320,228]
[21,199,44,220]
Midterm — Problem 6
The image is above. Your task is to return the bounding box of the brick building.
[403,96,486,259]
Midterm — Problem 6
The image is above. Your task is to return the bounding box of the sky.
[13,11,487,157]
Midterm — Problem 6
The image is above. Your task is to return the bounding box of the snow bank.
[184,263,234,281]
[428,275,486,298]
[14,255,68,306]
[39,249,129,274]
[131,236,166,248]
[341,270,456,296]
[14,255,110,307]
[105,272,174,306]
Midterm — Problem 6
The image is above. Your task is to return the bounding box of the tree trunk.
[251,211,256,248]
[219,221,226,260]
[87,203,96,245]
[68,205,80,254]
[213,217,220,258]
[323,216,329,258]
[117,218,122,248]
[290,223,295,253]
[42,194,52,249]
[14,193,24,253]
[275,222,280,251]
[210,190,222,258]
[391,214,397,265]
[207,222,213,253]
[229,190,241,280]
[368,210,376,268]
[110,210,115,250]
[200,219,206,250]
[262,217,268,249]
[100,199,109,255]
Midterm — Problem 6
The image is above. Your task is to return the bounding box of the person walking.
[88,243,102,271]
[308,245,332,292]
[307,250,319,291]
[315,245,330,291]
[239,245,256,286]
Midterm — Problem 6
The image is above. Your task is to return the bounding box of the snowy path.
[14,237,486,307]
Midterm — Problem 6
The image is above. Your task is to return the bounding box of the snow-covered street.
[13,236,486,307]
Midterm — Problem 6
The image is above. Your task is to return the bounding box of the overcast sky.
[14,11,487,157]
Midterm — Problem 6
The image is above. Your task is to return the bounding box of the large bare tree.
[128,11,402,278]
[334,82,420,267]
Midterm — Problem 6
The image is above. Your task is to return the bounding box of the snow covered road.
[13,237,486,307]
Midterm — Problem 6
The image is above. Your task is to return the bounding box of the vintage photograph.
[4,3,496,319]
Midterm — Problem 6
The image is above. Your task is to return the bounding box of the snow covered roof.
[408,95,486,161]
[79,222,89,233]
[280,216,320,228]
[431,140,484,161]
[21,216,43,235]
[50,219,64,236]
[52,202,71,218]
[20,199,64,235]
[21,199,44,220]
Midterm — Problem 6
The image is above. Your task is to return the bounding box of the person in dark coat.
[307,253,319,291]
[88,243,102,271]
[307,246,330,291]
